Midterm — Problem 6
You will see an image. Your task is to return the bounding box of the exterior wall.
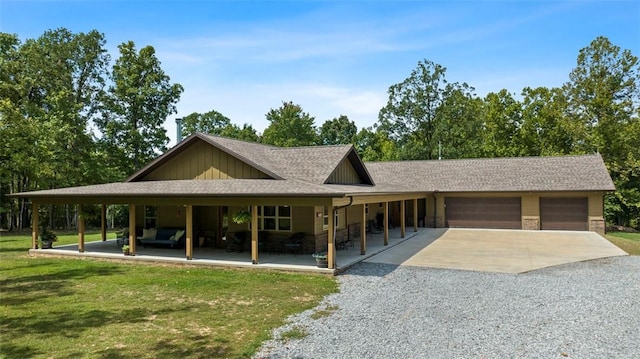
[346,204,362,225]
[436,191,606,233]
[588,193,606,234]
[435,196,445,228]
[143,140,269,180]
[521,195,540,230]
[426,196,435,227]
[327,159,361,184]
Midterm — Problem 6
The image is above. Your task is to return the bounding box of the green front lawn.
[606,231,640,255]
[0,231,338,358]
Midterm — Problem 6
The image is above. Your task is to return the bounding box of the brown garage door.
[540,197,588,231]
[445,197,521,229]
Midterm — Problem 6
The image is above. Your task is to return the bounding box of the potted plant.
[312,252,328,268]
[121,244,130,256]
[39,227,58,249]
[232,209,251,224]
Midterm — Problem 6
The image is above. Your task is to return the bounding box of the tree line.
[1,29,638,230]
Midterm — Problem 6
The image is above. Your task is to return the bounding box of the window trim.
[144,205,158,229]
[258,205,292,232]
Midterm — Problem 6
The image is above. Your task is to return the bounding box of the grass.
[310,304,339,320]
[606,231,640,255]
[279,326,308,341]
[0,231,338,359]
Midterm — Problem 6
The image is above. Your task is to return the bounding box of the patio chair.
[282,232,304,255]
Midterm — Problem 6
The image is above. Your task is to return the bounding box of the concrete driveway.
[365,228,628,273]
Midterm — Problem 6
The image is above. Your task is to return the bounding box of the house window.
[323,207,338,230]
[365,204,369,214]
[144,205,158,228]
[258,205,291,231]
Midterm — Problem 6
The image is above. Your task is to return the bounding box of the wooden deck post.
[400,200,406,238]
[100,204,107,241]
[328,207,335,269]
[361,203,366,255]
[186,205,193,260]
[413,199,418,232]
[383,201,389,245]
[32,202,38,249]
[128,204,136,256]
[251,205,258,264]
[78,205,85,253]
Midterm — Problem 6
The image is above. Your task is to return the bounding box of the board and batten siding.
[143,141,269,180]
[327,159,361,184]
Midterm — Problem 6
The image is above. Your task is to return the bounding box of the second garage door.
[540,197,588,231]
[445,197,522,229]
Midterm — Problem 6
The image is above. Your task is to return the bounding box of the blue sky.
[1,1,639,145]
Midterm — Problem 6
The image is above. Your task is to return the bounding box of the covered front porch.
[28,227,424,274]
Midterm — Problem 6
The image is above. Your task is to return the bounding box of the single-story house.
[12,133,615,269]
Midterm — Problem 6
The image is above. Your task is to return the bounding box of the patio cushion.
[142,228,157,240]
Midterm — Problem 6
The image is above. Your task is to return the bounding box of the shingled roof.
[365,154,615,192]
[127,134,373,185]
[12,135,614,200]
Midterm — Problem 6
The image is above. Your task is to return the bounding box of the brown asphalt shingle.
[201,134,354,184]
[12,133,615,198]
[365,154,615,192]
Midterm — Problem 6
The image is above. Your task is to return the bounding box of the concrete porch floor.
[29,227,425,274]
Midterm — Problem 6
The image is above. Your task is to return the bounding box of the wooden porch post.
[383,201,389,245]
[100,204,107,241]
[413,199,418,232]
[400,200,406,238]
[78,205,85,253]
[128,204,136,256]
[327,207,335,269]
[186,205,193,260]
[32,202,38,249]
[251,205,258,264]
[360,203,366,255]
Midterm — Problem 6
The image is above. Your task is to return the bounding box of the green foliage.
[378,59,482,160]
[232,209,251,224]
[181,110,232,137]
[480,89,522,157]
[97,41,183,173]
[262,101,318,147]
[181,110,260,142]
[318,115,357,145]
[354,127,398,162]
[279,326,308,341]
[518,87,573,156]
[564,36,640,228]
[39,227,58,243]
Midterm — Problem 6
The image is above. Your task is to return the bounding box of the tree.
[518,86,573,156]
[354,127,398,162]
[262,101,318,147]
[378,59,485,160]
[0,29,110,230]
[480,89,522,157]
[180,110,259,142]
[564,36,640,227]
[431,83,483,159]
[318,115,357,145]
[220,123,260,142]
[378,59,446,159]
[97,41,183,175]
[181,110,232,138]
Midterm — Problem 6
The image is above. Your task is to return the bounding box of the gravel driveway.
[254,256,640,358]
